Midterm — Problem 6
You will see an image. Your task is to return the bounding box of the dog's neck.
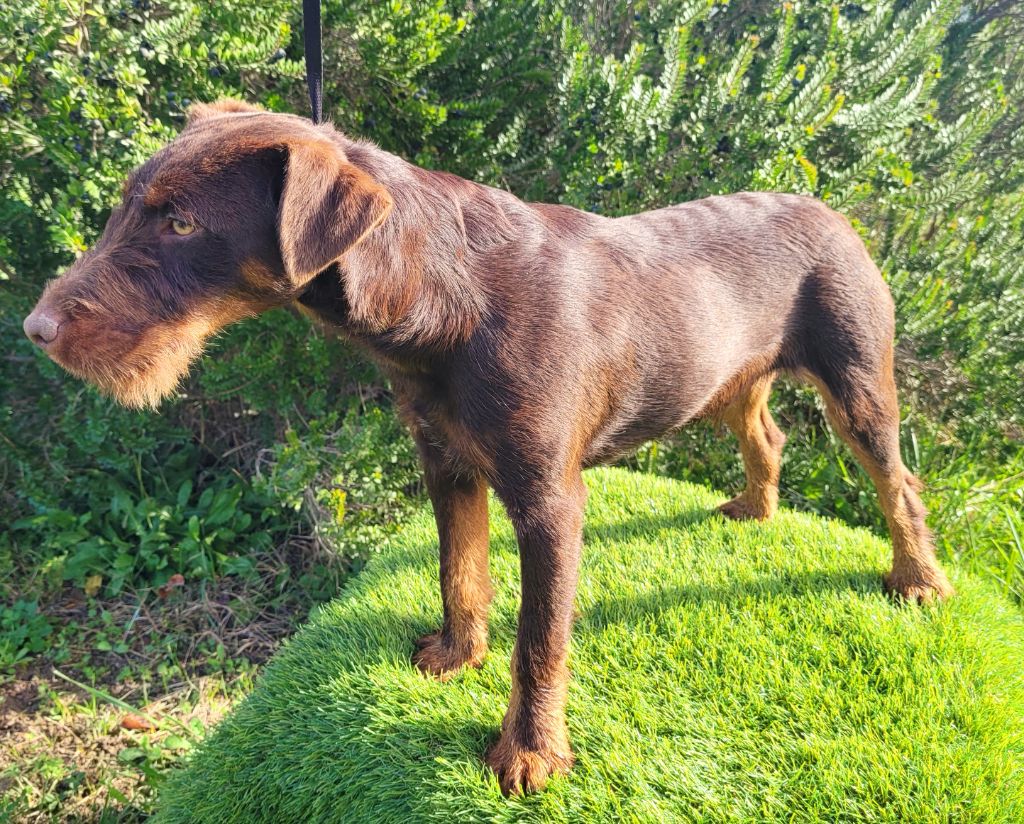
[313,137,517,355]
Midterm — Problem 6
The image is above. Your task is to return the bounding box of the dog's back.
[466,190,890,464]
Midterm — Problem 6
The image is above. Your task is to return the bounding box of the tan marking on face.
[53,293,269,410]
[53,315,213,410]
[239,259,282,295]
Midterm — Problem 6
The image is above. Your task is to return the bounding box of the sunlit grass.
[158,467,1024,823]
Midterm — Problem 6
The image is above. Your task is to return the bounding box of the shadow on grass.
[375,502,717,590]
[580,567,884,632]
[298,554,883,695]
[582,500,717,545]
[385,501,885,640]
[581,505,884,629]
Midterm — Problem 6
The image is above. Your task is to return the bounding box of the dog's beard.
[56,317,212,410]
[110,326,208,409]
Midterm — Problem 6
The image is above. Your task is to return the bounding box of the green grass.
[156,467,1024,823]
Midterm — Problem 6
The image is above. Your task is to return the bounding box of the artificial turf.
[157,467,1024,823]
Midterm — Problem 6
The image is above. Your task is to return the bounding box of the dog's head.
[22,99,392,408]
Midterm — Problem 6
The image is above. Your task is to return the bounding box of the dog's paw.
[884,569,955,604]
[485,734,575,795]
[717,495,771,522]
[412,631,485,681]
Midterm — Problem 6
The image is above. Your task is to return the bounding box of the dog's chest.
[395,372,495,475]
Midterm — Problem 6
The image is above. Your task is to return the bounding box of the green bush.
[0,0,301,278]
[0,599,54,672]
[2,0,1022,611]
[517,0,1024,599]
[253,405,420,567]
[0,0,441,598]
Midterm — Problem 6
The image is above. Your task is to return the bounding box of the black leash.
[302,0,323,124]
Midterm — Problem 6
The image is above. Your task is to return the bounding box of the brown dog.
[23,99,953,795]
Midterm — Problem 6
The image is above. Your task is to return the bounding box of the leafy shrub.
[0,0,302,280]
[518,0,1023,598]
[5,380,271,594]
[1,0,1022,612]
[530,0,1024,444]
[0,0,439,599]
[0,599,54,671]
[254,406,420,566]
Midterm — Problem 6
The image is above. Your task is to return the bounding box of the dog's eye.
[170,217,196,236]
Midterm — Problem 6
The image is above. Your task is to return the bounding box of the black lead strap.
[302,0,323,124]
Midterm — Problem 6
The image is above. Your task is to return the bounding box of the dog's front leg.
[487,473,586,794]
[412,440,492,679]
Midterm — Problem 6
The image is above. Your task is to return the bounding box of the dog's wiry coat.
[24,100,954,795]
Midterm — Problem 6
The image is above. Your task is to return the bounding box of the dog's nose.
[23,306,64,349]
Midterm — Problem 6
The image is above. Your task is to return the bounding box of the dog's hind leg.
[718,374,786,521]
[805,357,953,602]
[791,261,954,602]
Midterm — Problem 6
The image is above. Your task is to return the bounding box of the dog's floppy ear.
[278,140,393,287]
